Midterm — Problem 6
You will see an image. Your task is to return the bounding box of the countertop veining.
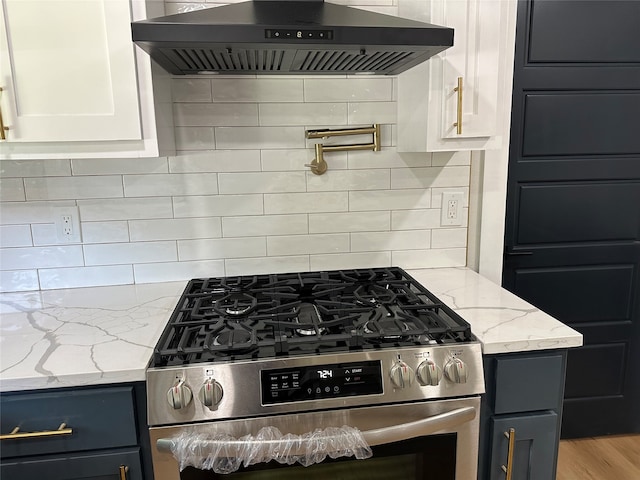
[0,267,582,393]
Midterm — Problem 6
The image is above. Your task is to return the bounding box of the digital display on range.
[261,361,382,405]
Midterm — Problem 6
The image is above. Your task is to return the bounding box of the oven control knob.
[417,359,442,386]
[444,358,468,384]
[198,379,224,408]
[167,379,193,409]
[390,360,415,389]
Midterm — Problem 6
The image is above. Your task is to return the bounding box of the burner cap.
[294,302,325,336]
[213,292,258,317]
[214,330,252,346]
[364,319,409,341]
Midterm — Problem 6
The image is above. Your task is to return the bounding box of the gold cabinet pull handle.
[500,427,516,480]
[0,423,73,440]
[119,465,129,480]
[0,87,8,140]
[453,77,463,135]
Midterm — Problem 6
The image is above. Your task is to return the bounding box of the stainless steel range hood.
[131,0,453,75]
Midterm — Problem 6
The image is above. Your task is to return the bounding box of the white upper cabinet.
[397,0,514,152]
[0,0,173,158]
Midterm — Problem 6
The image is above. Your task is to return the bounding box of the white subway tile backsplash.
[223,214,308,237]
[211,79,304,103]
[124,173,219,197]
[25,176,123,201]
[306,169,389,192]
[309,211,389,233]
[82,221,130,244]
[432,151,472,166]
[134,260,225,284]
[0,246,84,270]
[349,189,431,211]
[309,252,391,271]
[84,241,177,266]
[173,194,263,217]
[351,230,430,252]
[261,150,348,171]
[169,150,261,173]
[267,233,349,256]
[215,126,305,150]
[304,78,393,102]
[0,179,25,201]
[432,228,468,248]
[39,265,134,290]
[0,270,39,292]
[171,78,212,102]
[0,159,70,177]
[219,172,305,194]
[264,192,348,214]
[0,43,473,291]
[130,218,221,242]
[348,102,396,125]
[390,166,470,189]
[348,149,431,169]
[0,201,76,225]
[31,224,58,246]
[0,225,32,247]
[225,256,310,276]
[178,237,265,261]
[175,127,216,150]
[78,198,173,221]
[174,103,259,127]
[392,248,467,269]
[71,157,168,176]
[259,103,348,126]
[391,209,441,230]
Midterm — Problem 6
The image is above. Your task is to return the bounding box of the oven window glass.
[179,433,456,480]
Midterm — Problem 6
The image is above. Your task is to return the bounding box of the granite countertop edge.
[0,267,583,393]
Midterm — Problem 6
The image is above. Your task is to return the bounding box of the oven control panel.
[261,361,383,404]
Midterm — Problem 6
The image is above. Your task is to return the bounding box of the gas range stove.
[147,267,484,427]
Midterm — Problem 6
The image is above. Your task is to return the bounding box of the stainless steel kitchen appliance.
[147,267,484,479]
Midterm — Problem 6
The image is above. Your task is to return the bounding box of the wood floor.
[556,434,640,480]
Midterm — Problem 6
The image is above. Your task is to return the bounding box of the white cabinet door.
[0,0,140,143]
[397,0,512,152]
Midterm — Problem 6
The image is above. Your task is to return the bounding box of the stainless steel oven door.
[149,397,480,480]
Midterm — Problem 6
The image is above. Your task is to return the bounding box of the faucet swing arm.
[304,124,381,175]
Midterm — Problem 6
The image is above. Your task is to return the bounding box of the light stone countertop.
[0,268,582,393]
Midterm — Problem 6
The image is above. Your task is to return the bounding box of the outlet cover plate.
[441,192,464,226]
[53,206,82,243]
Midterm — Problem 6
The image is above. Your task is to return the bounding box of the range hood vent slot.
[296,50,414,73]
[165,49,289,72]
[159,48,421,74]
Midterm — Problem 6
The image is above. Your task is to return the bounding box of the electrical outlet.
[54,206,82,243]
[441,192,464,226]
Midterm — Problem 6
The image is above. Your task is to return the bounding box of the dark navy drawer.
[493,354,565,414]
[1,447,143,480]
[0,386,137,458]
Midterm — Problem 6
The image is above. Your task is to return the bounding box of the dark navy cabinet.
[0,383,151,480]
[479,350,568,480]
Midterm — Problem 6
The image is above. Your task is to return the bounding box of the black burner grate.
[151,267,473,367]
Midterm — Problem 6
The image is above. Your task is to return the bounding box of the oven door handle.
[156,405,476,453]
[363,405,476,445]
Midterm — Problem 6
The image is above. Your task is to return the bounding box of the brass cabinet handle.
[0,87,8,140]
[119,465,129,480]
[501,427,516,480]
[453,77,463,135]
[0,423,73,440]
